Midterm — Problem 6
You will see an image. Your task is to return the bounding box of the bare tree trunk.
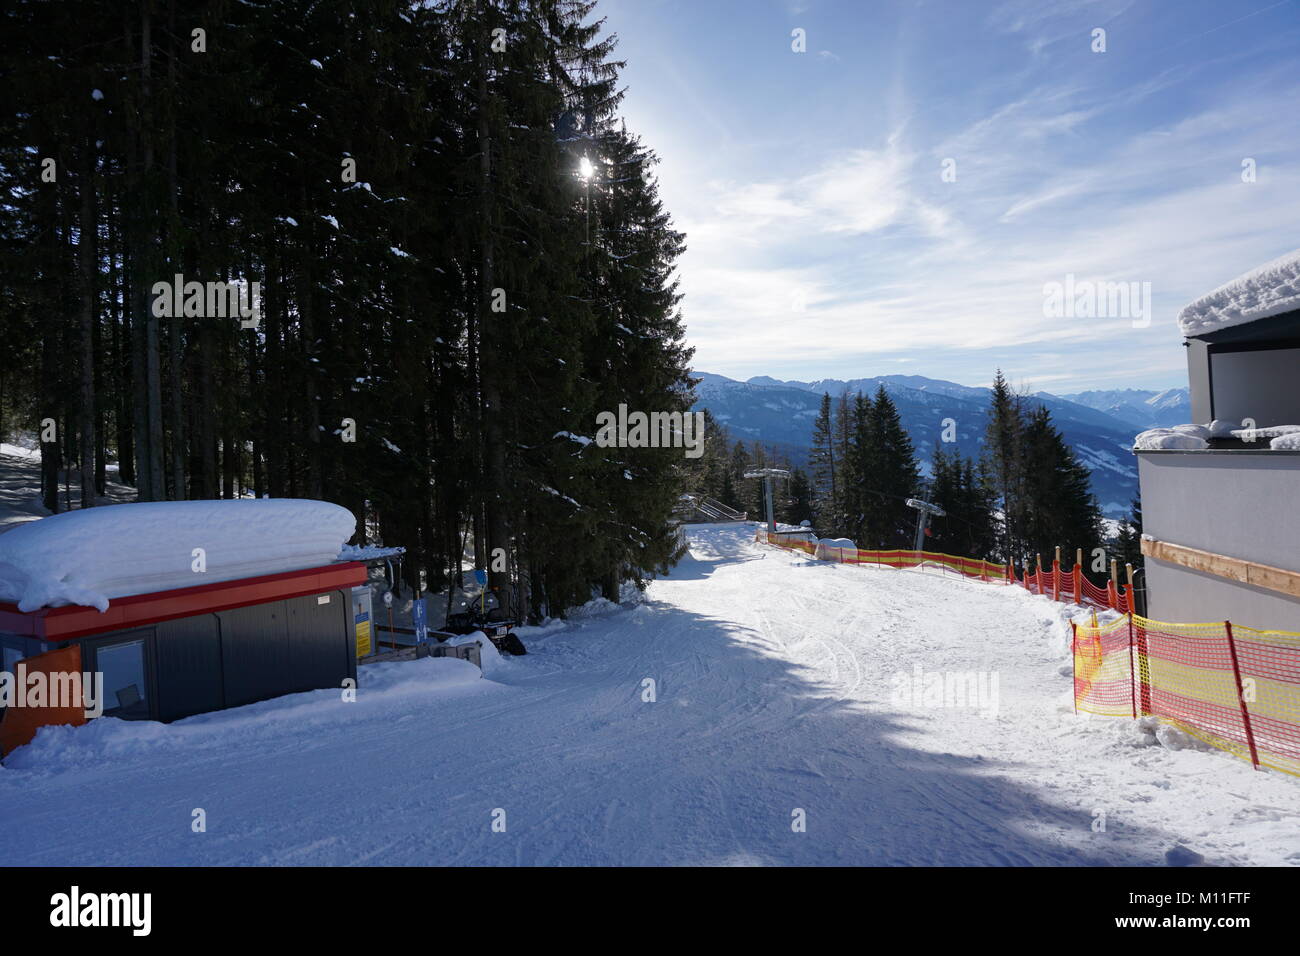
[247,318,262,498]
[477,51,510,594]
[264,246,285,498]
[198,315,217,497]
[78,139,98,508]
[38,137,63,513]
[165,0,185,498]
[137,2,165,500]
[297,197,322,500]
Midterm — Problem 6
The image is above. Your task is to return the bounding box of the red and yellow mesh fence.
[1073,614,1300,778]
[754,526,1300,778]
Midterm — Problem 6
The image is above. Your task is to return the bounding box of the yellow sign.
[355,617,372,658]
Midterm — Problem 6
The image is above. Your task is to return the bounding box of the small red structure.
[0,562,367,757]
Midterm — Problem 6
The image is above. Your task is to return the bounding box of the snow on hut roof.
[0,499,356,612]
[1177,247,1300,338]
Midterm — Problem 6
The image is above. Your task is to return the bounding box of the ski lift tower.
[744,468,791,532]
[905,497,946,554]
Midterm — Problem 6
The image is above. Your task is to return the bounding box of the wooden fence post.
[1070,620,1079,714]
[1125,562,1135,616]
[1074,547,1083,606]
[1053,546,1061,602]
[1109,558,1119,610]
[1036,553,1043,594]
[1224,621,1261,770]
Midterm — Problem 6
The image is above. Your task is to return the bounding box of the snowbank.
[0,499,356,612]
[1271,432,1300,450]
[1177,247,1300,337]
[1133,428,1207,450]
[4,655,487,771]
[1232,424,1300,441]
[814,537,855,560]
[446,630,508,677]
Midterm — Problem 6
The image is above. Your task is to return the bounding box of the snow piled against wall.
[3,655,488,772]
[0,499,356,612]
[1177,246,1300,337]
[1132,428,1208,450]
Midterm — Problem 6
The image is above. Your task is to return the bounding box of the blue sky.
[597,0,1300,393]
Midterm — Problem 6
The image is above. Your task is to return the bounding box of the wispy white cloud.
[603,0,1300,390]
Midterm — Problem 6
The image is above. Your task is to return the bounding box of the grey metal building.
[1137,255,1300,630]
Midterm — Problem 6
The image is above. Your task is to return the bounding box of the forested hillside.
[0,0,694,620]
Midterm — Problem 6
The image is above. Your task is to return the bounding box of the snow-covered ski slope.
[2,524,1296,866]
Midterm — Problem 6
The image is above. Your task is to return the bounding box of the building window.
[95,639,150,719]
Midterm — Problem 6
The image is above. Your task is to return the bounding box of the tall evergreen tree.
[864,386,920,549]
[1019,405,1104,565]
[983,369,1025,562]
[0,0,696,622]
[809,392,836,534]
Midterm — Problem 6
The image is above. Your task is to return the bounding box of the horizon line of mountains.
[690,371,1192,519]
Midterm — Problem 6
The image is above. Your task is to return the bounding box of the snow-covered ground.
[2,523,1296,866]
[0,442,138,535]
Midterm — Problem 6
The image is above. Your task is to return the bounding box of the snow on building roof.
[0,499,356,612]
[1177,247,1300,338]
[338,543,406,562]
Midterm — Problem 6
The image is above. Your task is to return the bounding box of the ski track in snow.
[2,523,1297,866]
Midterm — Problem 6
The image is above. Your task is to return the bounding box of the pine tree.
[845,391,875,542]
[1019,405,1103,565]
[809,392,836,534]
[983,369,1025,562]
[929,446,998,560]
[1115,495,1143,571]
[867,386,920,549]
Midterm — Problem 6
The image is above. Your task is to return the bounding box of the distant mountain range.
[1055,387,1192,429]
[691,372,1192,518]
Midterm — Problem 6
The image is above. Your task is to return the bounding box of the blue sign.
[472,569,488,588]
[412,598,428,643]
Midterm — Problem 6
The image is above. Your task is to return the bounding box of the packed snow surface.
[2,524,1296,866]
[0,499,356,612]
[1177,247,1300,337]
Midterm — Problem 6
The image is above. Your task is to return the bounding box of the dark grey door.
[153,613,224,721]
[217,600,291,708]
[285,590,353,694]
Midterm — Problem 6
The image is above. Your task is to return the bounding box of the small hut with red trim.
[0,499,367,756]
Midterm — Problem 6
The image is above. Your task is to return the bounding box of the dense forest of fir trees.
[0,0,696,621]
